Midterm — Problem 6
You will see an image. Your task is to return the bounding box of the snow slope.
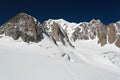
[0,34,120,80]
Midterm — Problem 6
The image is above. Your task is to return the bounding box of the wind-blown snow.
[0,34,120,80]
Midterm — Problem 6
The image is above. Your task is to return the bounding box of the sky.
[0,0,120,25]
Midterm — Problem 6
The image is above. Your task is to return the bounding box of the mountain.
[0,13,120,48]
[0,13,43,43]
[43,19,120,48]
[0,13,120,80]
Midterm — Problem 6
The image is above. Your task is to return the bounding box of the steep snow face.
[0,34,120,80]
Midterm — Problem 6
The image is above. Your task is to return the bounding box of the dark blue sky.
[0,0,120,25]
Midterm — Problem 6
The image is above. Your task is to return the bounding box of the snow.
[1,16,120,80]
[0,34,120,80]
[44,19,78,39]
[44,19,104,43]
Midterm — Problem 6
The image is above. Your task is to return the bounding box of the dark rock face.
[108,24,116,44]
[0,13,43,43]
[50,22,65,44]
[115,36,120,48]
[72,20,103,42]
[72,24,90,41]
[71,20,120,48]
[98,26,107,46]
[72,27,81,41]
[43,20,74,47]
[0,27,4,34]
[43,21,64,44]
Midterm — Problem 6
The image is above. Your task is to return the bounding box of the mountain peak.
[90,19,101,24]
[16,12,30,16]
[0,12,43,43]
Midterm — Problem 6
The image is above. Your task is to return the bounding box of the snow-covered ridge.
[43,18,120,48]
[43,18,102,40]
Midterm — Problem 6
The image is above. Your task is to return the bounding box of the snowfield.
[0,34,120,80]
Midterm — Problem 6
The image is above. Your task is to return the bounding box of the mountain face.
[0,13,120,48]
[0,13,43,43]
[43,19,120,48]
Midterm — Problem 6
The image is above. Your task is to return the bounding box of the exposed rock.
[115,36,120,48]
[43,21,65,44]
[52,22,65,44]
[108,24,116,44]
[0,27,4,34]
[0,13,43,43]
[43,20,74,47]
[72,27,81,41]
[98,26,107,46]
[72,24,89,41]
[71,19,103,42]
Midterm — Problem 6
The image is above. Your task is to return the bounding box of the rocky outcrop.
[72,27,81,41]
[0,27,4,34]
[115,36,120,48]
[0,13,43,43]
[72,24,90,41]
[71,19,103,41]
[43,21,64,44]
[97,26,107,46]
[108,24,116,44]
[49,22,65,44]
[43,20,74,47]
